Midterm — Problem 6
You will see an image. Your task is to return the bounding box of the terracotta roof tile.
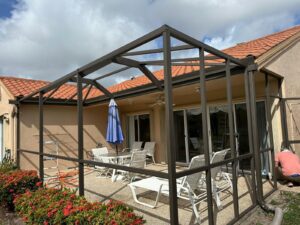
[0,76,103,100]
[1,25,300,100]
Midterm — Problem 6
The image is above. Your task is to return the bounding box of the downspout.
[246,57,283,225]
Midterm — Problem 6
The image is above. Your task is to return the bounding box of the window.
[127,114,150,147]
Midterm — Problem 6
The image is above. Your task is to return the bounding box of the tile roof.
[222,25,300,59]
[1,25,300,100]
[107,25,300,93]
[0,76,102,100]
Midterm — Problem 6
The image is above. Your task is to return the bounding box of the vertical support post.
[278,78,288,148]
[77,73,84,196]
[244,69,257,204]
[225,59,239,218]
[264,73,277,189]
[163,30,178,225]
[248,70,263,202]
[199,47,214,225]
[16,104,20,169]
[39,92,44,181]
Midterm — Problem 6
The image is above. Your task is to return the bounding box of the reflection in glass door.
[174,111,187,163]
[209,106,230,152]
[187,109,203,159]
[234,102,270,173]
[127,114,150,148]
[174,108,203,163]
[209,102,270,173]
[235,103,250,170]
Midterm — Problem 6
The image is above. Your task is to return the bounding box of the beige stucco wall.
[19,104,112,170]
[266,40,300,155]
[0,82,17,161]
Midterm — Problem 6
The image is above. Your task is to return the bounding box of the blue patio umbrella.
[106,99,124,155]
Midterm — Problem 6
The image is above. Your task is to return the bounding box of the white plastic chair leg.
[212,181,222,210]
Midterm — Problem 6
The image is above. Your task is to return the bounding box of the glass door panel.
[234,102,270,173]
[235,103,251,170]
[209,106,230,152]
[256,101,270,176]
[127,114,150,148]
[186,108,203,158]
[174,110,187,163]
[138,114,150,145]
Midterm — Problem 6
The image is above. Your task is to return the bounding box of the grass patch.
[282,192,300,225]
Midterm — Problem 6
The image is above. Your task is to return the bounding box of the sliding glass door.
[209,106,230,152]
[174,108,203,164]
[234,103,251,170]
[174,102,270,173]
[234,101,270,172]
[127,114,150,148]
[174,111,186,163]
[209,101,270,172]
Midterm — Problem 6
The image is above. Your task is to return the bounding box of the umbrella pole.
[116,144,119,164]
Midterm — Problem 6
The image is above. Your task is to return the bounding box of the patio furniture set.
[91,141,156,182]
[129,148,233,224]
[92,144,232,224]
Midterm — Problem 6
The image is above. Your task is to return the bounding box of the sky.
[0,0,300,86]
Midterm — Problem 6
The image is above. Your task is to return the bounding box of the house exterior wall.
[3,71,280,169]
[118,73,276,163]
[0,81,17,161]
[0,72,278,172]
[266,41,300,155]
[19,104,111,170]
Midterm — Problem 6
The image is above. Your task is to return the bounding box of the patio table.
[98,152,132,182]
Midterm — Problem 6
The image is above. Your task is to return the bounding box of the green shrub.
[0,170,41,210]
[14,188,145,225]
[0,161,17,174]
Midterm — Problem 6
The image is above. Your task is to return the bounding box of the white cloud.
[0,0,300,86]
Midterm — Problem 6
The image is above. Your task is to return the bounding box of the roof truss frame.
[17,24,246,106]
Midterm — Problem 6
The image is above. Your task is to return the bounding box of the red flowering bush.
[14,188,145,225]
[0,170,41,210]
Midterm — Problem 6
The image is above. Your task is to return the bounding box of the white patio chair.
[122,141,143,153]
[91,147,111,178]
[128,149,231,224]
[143,142,156,164]
[128,155,205,209]
[197,149,231,210]
[126,150,147,182]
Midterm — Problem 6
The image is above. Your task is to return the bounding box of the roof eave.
[256,31,300,69]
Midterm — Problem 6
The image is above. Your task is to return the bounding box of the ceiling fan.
[149,95,175,107]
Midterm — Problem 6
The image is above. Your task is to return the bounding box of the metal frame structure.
[15,25,281,225]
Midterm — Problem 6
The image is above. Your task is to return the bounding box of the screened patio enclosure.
[15,25,284,225]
